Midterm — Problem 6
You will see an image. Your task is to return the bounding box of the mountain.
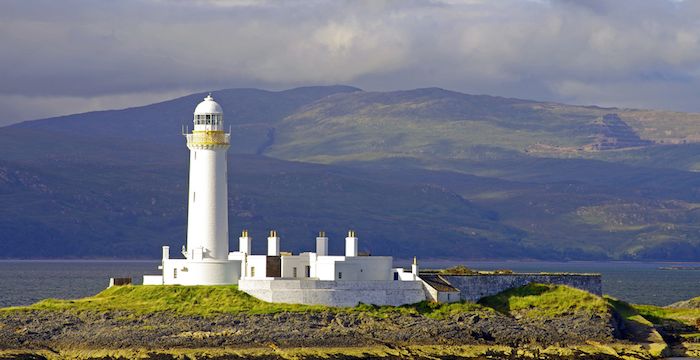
[3,85,700,260]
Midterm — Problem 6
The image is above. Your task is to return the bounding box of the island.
[1,282,699,359]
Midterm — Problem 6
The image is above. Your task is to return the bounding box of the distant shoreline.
[2,258,700,264]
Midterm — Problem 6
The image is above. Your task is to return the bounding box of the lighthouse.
[185,94,230,262]
[141,94,425,306]
[144,94,241,285]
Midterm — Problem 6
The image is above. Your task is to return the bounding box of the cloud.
[1,0,699,125]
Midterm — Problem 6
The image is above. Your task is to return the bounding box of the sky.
[1,0,700,126]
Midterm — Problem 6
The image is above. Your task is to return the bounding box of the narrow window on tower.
[194,151,197,160]
[193,192,196,203]
[293,267,297,278]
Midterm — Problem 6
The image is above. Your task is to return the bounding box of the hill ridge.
[3,86,700,260]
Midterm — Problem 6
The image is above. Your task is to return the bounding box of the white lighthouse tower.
[144,94,241,286]
[185,94,230,262]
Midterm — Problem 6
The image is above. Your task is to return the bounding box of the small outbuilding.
[418,274,461,303]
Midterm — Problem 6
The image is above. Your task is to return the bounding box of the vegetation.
[633,303,700,327]
[478,283,609,318]
[440,265,476,274]
[5,86,700,260]
[4,283,700,358]
[2,285,487,319]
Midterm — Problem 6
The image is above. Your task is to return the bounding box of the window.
[293,267,297,278]
[206,114,211,120]
[305,266,311,277]
[251,267,255,277]
[194,151,197,160]
[394,272,399,281]
[193,192,196,202]
[173,268,178,279]
[338,272,342,279]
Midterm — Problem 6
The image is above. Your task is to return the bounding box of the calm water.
[1,260,699,307]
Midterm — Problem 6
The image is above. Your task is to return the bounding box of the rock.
[0,308,618,350]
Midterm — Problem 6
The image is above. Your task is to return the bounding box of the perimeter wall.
[442,273,602,302]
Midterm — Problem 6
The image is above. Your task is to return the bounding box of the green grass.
[1,285,488,319]
[478,283,609,318]
[633,303,700,327]
[7,285,319,316]
[605,296,653,326]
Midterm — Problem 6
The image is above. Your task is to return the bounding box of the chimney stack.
[162,246,170,261]
[316,231,328,256]
[345,230,358,257]
[411,256,419,278]
[267,230,280,256]
[239,229,251,255]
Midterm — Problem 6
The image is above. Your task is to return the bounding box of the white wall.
[239,279,426,307]
[395,268,417,281]
[315,256,344,281]
[186,146,229,261]
[315,256,393,281]
[143,275,163,285]
[244,255,269,279]
[161,259,240,285]
[281,253,316,278]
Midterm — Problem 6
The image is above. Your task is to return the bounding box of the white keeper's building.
[143,94,432,307]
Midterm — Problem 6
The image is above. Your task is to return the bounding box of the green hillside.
[3,86,700,260]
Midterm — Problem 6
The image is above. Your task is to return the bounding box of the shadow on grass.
[477,283,551,315]
[607,296,695,357]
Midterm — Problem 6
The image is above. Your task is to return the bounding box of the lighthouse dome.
[193,94,224,131]
[194,94,223,115]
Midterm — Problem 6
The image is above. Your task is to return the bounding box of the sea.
[1,260,699,307]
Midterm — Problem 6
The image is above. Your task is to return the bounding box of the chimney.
[316,231,328,256]
[267,230,280,256]
[345,230,358,257]
[239,229,252,255]
[162,246,170,260]
[411,256,419,278]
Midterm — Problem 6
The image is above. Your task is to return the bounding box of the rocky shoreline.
[2,283,697,359]
[0,308,645,359]
[0,308,617,349]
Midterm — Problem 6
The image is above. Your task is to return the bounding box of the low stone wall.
[239,279,426,307]
[442,273,602,302]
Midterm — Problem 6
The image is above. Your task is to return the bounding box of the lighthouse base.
[144,258,242,286]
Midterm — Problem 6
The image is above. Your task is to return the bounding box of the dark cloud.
[1,0,699,125]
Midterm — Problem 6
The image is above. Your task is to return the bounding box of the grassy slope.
[2,283,617,321]
[2,284,688,358]
[263,89,700,260]
[478,283,609,318]
[634,302,700,328]
[4,87,700,260]
[1,285,485,319]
